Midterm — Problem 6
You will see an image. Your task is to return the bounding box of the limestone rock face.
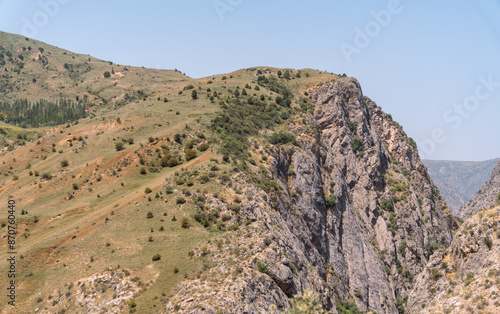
[458,160,500,218]
[165,78,457,313]
[407,205,500,313]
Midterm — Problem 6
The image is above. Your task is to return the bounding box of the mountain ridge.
[422,158,499,212]
[0,30,475,314]
[458,159,500,218]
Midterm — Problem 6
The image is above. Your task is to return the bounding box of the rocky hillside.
[164,78,457,313]
[407,204,500,313]
[458,160,500,218]
[423,159,499,212]
[0,31,458,313]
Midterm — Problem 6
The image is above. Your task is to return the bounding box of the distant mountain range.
[423,158,500,212]
[459,159,500,217]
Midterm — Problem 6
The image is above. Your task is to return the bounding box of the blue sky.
[0,0,499,161]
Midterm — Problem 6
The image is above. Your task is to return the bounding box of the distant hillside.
[458,160,500,217]
[0,30,190,105]
[423,159,499,212]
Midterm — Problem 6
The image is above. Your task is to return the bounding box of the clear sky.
[0,0,499,161]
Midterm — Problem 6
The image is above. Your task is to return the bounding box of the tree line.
[0,98,87,128]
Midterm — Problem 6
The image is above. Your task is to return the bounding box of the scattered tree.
[115,142,124,151]
[152,254,161,261]
[181,217,190,228]
[185,148,197,161]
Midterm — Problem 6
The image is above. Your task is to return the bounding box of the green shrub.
[176,197,186,204]
[139,167,147,175]
[335,301,363,314]
[396,296,408,314]
[407,137,417,149]
[227,204,240,213]
[144,187,152,194]
[185,149,197,161]
[103,71,111,78]
[60,160,69,167]
[483,236,493,249]
[160,156,170,167]
[325,195,336,207]
[354,290,362,299]
[256,261,268,274]
[387,213,399,235]
[167,157,178,167]
[198,143,209,151]
[146,212,153,219]
[152,254,161,261]
[380,199,393,211]
[398,241,407,257]
[264,237,272,246]
[115,142,124,151]
[431,267,443,280]
[228,223,239,231]
[283,70,291,80]
[464,272,474,286]
[348,120,356,134]
[268,132,298,146]
[181,217,190,228]
[351,137,364,154]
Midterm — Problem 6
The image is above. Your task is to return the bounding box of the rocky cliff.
[423,159,499,212]
[458,160,500,218]
[164,77,457,313]
[407,204,500,313]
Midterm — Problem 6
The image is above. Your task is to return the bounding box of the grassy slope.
[0,31,338,313]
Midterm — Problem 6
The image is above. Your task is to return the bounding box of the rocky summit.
[165,78,457,313]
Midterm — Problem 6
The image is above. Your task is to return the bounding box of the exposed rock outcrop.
[164,77,457,313]
[407,205,500,313]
